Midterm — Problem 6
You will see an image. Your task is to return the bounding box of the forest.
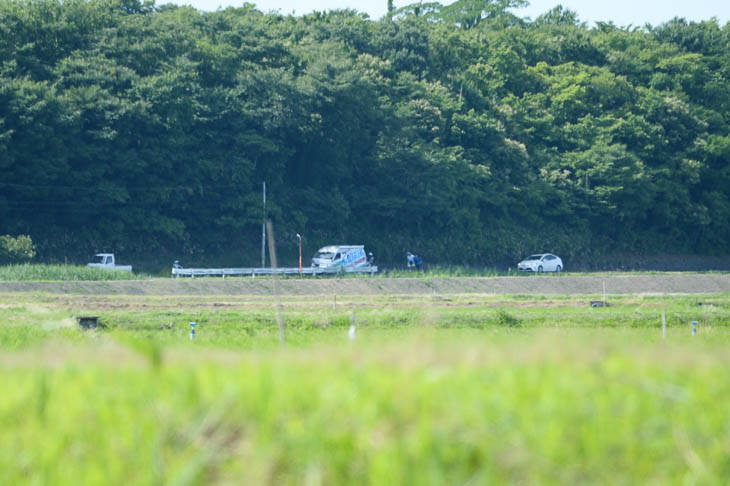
[1,0,729,268]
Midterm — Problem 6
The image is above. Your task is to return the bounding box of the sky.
[160,0,730,27]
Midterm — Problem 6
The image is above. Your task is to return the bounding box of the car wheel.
[537,265,543,274]
[556,265,562,273]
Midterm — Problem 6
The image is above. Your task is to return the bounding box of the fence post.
[661,296,666,341]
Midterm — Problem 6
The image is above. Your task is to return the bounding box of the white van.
[311,245,368,268]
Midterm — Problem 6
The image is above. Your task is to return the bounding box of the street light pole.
[261,182,266,267]
[296,233,302,276]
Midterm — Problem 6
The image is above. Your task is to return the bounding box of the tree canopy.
[1,0,729,267]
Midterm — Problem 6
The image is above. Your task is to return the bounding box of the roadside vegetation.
[343,267,730,278]
[0,264,148,281]
[1,262,728,281]
[0,263,707,281]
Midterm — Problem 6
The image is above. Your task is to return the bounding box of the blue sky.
[161,0,730,27]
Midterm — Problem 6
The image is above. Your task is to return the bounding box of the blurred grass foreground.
[1,330,728,485]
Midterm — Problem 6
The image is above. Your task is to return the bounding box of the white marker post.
[661,297,666,341]
[348,313,356,341]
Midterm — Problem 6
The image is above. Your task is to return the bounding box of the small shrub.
[495,308,520,327]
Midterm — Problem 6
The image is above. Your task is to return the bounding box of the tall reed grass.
[0,333,728,484]
[0,264,147,281]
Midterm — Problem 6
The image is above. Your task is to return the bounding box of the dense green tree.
[0,0,729,267]
[0,234,35,262]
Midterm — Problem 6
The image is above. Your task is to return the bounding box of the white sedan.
[517,253,563,273]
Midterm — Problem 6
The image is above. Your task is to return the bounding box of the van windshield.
[314,251,335,260]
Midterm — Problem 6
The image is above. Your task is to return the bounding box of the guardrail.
[172,265,378,278]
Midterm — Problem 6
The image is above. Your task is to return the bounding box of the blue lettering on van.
[332,248,366,267]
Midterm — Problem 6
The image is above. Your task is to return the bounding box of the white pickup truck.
[87,253,133,272]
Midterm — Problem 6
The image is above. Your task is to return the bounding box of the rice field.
[1,290,729,484]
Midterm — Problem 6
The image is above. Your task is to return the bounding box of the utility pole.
[261,182,266,267]
[266,220,285,347]
[296,233,302,276]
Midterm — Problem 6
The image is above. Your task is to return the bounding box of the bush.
[496,308,521,327]
[0,235,36,263]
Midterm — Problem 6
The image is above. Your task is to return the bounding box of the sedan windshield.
[314,251,335,260]
[524,255,543,261]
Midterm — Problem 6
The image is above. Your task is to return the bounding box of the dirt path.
[0,274,728,295]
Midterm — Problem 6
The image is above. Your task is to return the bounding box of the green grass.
[183,267,730,280]
[370,267,730,278]
[2,293,729,349]
[1,292,729,484]
[0,264,149,281]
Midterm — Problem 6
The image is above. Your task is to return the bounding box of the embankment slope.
[0,274,728,295]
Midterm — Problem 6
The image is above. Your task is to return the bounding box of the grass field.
[1,290,729,484]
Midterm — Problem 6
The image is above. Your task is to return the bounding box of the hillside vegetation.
[1,0,729,265]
